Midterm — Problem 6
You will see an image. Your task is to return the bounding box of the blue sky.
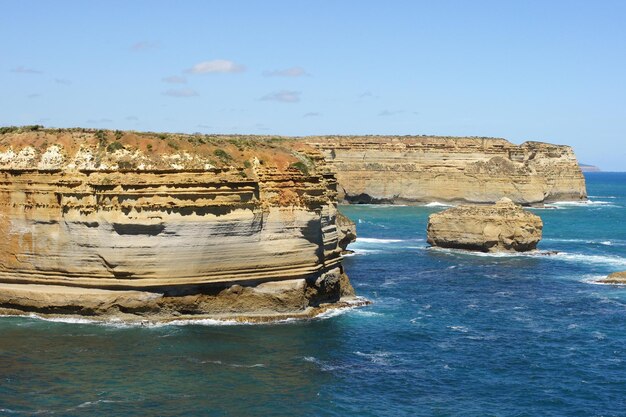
[2,1,625,170]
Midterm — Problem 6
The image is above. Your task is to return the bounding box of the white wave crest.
[556,252,626,267]
[424,202,454,207]
[314,297,370,320]
[549,200,616,207]
[427,247,626,267]
[544,238,622,246]
[351,248,383,255]
[357,237,404,244]
[354,351,392,365]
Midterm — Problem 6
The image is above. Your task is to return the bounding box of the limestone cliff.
[0,128,359,322]
[306,136,587,205]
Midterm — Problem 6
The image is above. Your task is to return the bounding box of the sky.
[2,1,625,170]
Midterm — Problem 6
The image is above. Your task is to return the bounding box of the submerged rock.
[427,198,543,252]
[599,271,626,284]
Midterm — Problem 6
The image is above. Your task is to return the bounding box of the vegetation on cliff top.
[0,127,316,172]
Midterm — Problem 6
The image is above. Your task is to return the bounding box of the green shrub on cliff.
[0,126,18,134]
[106,141,125,153]
[214,149,232,162]
[95,130,106,143]
[0,125,43,134]
[290,161,309,175]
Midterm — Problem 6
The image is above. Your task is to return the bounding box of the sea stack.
[427,198,543,252]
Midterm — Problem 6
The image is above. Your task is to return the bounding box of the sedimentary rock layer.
[0,128,358,321]
[427,198,543,252]
[307,136,587,205]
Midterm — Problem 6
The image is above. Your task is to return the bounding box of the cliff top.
[0,126,314,172]
[0,126,572,172]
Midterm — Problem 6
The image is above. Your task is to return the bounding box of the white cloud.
[131,41,160,51]
[54,78,72,85]
[187,59,245,74]
[162,88,199,97]
[162,75,187,84]
[303,112,320,117]
[378,110,403,116]
[11,66,42,74]
[359,91,379,99]
[260,90,301,103]
[27,93,42,99]
[125,116,139,121]
[263,66,309,77]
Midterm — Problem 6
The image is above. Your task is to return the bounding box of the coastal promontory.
[0,127,358,322]
[307,136,587,205]
[427,198,543,252]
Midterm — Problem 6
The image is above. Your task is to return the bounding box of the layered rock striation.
[0,128,359,322]
[307,136,587,205]
[427,198,543,252]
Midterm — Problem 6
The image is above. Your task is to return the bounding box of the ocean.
[1,172,625,416]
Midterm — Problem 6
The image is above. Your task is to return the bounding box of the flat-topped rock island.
[427,198,544,252]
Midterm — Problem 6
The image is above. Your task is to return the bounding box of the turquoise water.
[1,173,626,416]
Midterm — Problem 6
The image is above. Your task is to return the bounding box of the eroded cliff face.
[0,128,358,322]
[307,136,587,205]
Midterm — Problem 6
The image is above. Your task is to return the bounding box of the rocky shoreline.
[0,127,589,321]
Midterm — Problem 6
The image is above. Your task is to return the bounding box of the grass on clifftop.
[0,127,315,172]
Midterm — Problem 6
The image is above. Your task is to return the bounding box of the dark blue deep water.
[1,173,626,416]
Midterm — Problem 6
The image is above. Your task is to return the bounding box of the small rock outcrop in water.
[427,198,543,252]
[336,211,357,253]
[599,271,626,284]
